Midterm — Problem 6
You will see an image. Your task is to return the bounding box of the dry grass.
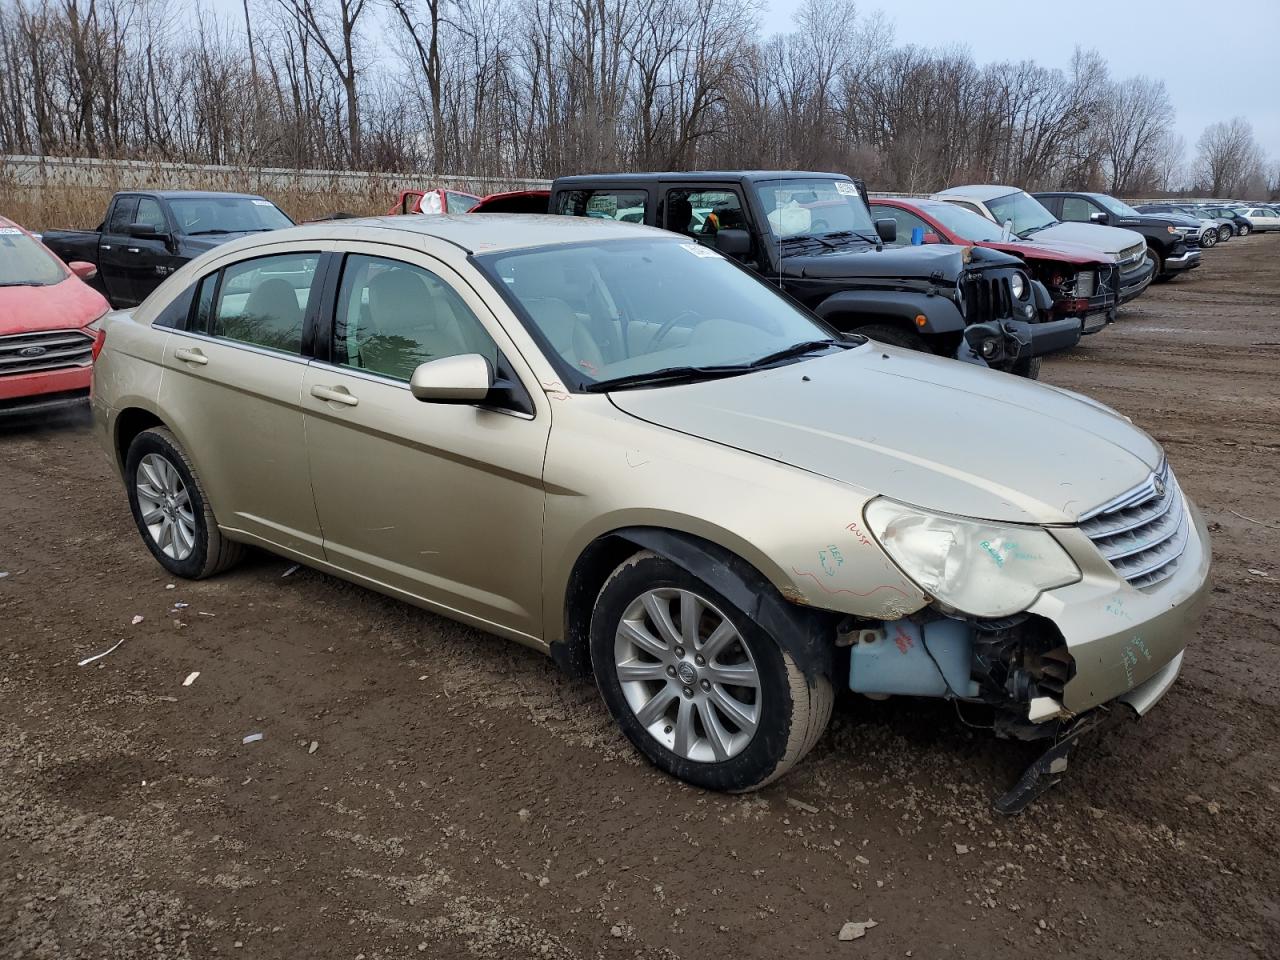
[0,177,390,232]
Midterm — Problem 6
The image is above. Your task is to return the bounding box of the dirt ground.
[2,235,1278,960]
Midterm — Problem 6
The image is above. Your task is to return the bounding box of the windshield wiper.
[779,233,836,249]
[1018,224,1054,238]
[0,280,42,287]
[748,339,845,368]
[188,229,234,236]
[583,364,755,392]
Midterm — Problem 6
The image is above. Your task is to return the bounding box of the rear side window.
[556,189,648,223]
[107,197,139,234]
[211,253,319,354]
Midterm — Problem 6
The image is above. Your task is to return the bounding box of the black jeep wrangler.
[548,172,1080,377]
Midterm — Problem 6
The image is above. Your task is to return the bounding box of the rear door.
[98,195,139,305]
[301,244,551,639]
[158,246,330,556]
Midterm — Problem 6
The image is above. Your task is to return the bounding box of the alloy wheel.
[135,452,197,560]
[613,588,761,763]
[1238,224,1250,237]
[1202,230,1216,247]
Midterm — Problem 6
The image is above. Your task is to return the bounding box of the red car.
[389,187,551,216]
[1,215,111,416]
[870,197,1120,334]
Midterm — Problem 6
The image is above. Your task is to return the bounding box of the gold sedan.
[92,215,1211,803]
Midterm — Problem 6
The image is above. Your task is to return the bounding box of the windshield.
[477,238,839,389]
[921,202,1005,241]
[1091,194,1142,217]
[752,178,875,239]
[986,191,1057,236]
[0,227,67,286]
[169,197,293,235]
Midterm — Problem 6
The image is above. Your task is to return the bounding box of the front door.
[302,247,550,639]
[99,195,139,306]
[158,248,327,555]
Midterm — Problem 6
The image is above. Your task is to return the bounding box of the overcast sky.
[760,0,1280,162]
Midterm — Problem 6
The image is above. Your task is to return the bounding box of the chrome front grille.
[1118,242,1146,273]
[0,329,94,376]
[1079,462,1189,590]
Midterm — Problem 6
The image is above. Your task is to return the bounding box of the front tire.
[1147,248,1169,283]
[590,551,832,792]
[1201,229,1217,248]
[1006,355,1042,379]
[1219,225,1232,241]
[125,427,243,579]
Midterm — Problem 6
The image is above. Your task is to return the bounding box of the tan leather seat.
[240,278,303,352]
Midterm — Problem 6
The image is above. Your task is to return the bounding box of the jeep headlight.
[864,499,1080,617]
[1010,272,1027,300]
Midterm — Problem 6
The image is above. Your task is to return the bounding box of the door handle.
[174,347,208,365]
[101,244,112,251]
[127,247,140,254]
[310,384,359,407]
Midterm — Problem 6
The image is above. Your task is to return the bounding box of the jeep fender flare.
[814,290,966,335]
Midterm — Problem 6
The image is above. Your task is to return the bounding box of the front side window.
[446,191,480,213]
[556,189,648,224]
[169,197,293,236]
[664,189,747,239]
[986,191,1058,237]
[1060,197,1093,222]
[1092,194,1141,217]
[211,252,319,354]
[478,238,835,388]
[874,206,931,245]
[753,178,875,239]
[107,197,139,234]
[333,255,496,382]
[135,198,168,233]
[0,226,67,286]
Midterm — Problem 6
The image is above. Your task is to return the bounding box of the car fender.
[814,289,966,334]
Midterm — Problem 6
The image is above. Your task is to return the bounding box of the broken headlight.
[1075,270,1095,298]
[864,499,1080,617]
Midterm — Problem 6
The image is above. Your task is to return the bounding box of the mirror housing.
[1089,211,1108,223]
[128,222,164,239]
[69,261,98,281]
[874,218,897,244]
[713,228,750,256]
[923,231,941,244]
[409,354,494,403]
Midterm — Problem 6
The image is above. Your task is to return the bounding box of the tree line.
[1,0,1275,198]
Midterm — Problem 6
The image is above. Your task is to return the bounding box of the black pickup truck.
[548,172,1080,377]
[41,191,293,308]
[1032,192,1201,281]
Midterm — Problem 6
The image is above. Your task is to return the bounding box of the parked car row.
[5,169,1239,809]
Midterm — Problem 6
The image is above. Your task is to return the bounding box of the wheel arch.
[113,405,167,475]
[553,526,839,688]
[815,290,966,336]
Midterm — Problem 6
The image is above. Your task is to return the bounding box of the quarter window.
[333,255,496,382]
[556,189,648,224]
[211,253,319,354]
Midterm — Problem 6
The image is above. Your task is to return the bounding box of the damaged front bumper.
[845,498,1211,808]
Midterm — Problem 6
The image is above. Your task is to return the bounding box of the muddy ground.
[2,235,1278,960]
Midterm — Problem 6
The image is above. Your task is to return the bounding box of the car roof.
[871,197,951,210]
[221,213,671,255]
[553,171,853,186]
[117,190,273,201]
[931,185,1022,202]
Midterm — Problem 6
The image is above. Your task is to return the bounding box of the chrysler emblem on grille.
[18,345,47,358]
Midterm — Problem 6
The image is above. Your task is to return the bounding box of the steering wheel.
[650,310,701,348]
[811,218,830,232]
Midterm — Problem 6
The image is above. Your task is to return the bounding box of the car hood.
[608,344,1163,525]
[1028,222,1145,256]
[182,232,265,254]
[786,242,1019,280]
[979,238,1113,265]
[0,274,110,336]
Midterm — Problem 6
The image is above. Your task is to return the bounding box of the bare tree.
[1195,116,1264,196]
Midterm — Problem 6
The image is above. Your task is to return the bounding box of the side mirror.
[1089,211,1108,224]
[923,231,941,244]
[409,354,494,403]
[69,261,98,281]
[874,218,897,243]
[128,222,164,239]
[713,228,750,256]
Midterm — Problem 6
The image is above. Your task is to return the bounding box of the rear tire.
[853,324,929,353]
[1219,225,1232,241]
[1237,223,1251,237]
[590,551,832,792]
[125,427,243,579]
